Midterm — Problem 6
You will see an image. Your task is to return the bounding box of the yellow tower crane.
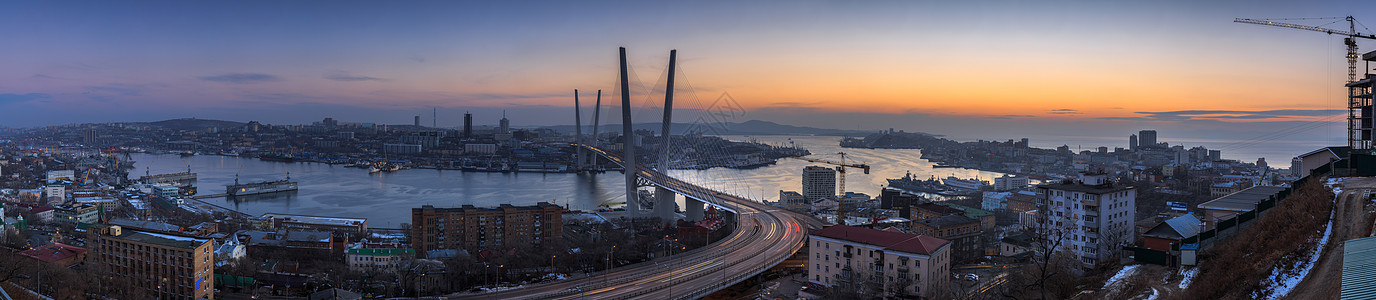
[1234,16,1376,83]
[787,152,870,224]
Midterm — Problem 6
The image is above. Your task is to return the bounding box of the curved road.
[453,146,820,299]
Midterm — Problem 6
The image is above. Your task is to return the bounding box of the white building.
[809,225,950,298]
[44,185,65,205]
[993,174,1029,191]
[464,144,498,154]
[1035,172,1136,270]
[347,248,415,273]
[802,166,837,202]
[383,143,422,154]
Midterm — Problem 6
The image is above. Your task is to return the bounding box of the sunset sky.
[3,0,1374,159]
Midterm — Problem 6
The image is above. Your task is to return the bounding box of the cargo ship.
[227,174,298,196]
[258,154,297,163]
[886,172,949,194]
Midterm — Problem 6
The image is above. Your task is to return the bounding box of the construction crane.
[1235,16,1376,83]
[787,152,870,224]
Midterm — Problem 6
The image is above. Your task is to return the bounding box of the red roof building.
[808,225,950,298]
[18,243,87,267]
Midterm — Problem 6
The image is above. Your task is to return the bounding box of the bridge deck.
[454,145,817,299]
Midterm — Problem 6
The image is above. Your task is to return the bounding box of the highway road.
[452,146,821,299]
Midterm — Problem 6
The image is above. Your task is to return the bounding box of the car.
[952,273,962,279]
[965,274,980,281]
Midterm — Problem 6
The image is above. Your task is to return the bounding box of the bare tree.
[1002,210,1082,300]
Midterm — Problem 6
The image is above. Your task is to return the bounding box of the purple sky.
[2,0,1373,162]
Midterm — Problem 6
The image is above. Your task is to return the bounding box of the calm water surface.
[131,135,1000,228]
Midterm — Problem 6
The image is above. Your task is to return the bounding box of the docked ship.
[226,174,298,196]
[943,176,990,191]
[258,153,297,163]
[886,172,950,194]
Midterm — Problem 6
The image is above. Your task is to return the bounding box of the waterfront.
[132,135,1002,229]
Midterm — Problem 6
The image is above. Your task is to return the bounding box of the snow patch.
[1178,267,1197,289]
[481,285,525,292]
[1257,210,1334,300]
[1326,177,1346,195]
[1104,265,1141,289]
[1145,287,1159,300]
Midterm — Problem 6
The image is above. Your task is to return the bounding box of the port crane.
[786,152,870,223]
[1234,16,1376,83]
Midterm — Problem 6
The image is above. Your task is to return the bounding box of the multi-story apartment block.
[910,215,982,262]
[411,202,562,257]
[802,166,837,202]
[1036,172,1136,270]
[809,225,951,299]
[86,225,215,299]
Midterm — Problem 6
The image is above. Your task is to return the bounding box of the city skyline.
[1,1,1372,145]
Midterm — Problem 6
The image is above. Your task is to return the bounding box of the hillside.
[145,118,246,131]
[542,120,877,136]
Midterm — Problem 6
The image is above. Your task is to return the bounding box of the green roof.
[1343,236,1376,300]
[347,248,415,256]
[937,202,993,218]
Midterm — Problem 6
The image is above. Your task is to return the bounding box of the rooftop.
[415,202,562,213]
[1342,236,1376,300]
[116,228,212,249]
[1037,180,1133,194]
[18,243,86,263]
[262,213,366,227]
[1144,214,1203,239]
[912,203,963,215]
[1198,186,1287,212]
[109,218,181,233]
[810,225,949,255]
[915,215,979,228]
[347,248,415,256]
[937,202,993,218]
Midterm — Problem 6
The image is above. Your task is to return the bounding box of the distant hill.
[542,120,881,136]
[145,118,246,131]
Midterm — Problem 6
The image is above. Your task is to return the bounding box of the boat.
[886,172,950,194]
[258,154,297,163]
[227,178,298,196]
[943,176,989,190]
[226,171,298,196]
[178,151,196,157]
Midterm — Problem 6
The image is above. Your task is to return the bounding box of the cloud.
[1049,108,1082,115]
[199,73,281,84]
[31,74,59,79]
[990,114,1036,119]
[0,93,52,104]
[85,84,146,96]
[324,71,387,82]
[1098,109,1345,121]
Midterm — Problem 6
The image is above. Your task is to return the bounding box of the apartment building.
[86,225,215,299]
[808,225,950,299]
[1036,172,1136,270]
[411,202,562,257]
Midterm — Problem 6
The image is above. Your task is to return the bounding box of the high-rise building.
[86,225,215,299]
[499,111,510,134]
[83,128,97,144]
[1138,130,1157,148]
[1035,172,1135,270]
[1129,134,1138,151]
[802,166,837,202]
[808,225,951,299]
[1291,157,1304,176]
[463,112,473,137]
[411,203,562,257]
[414,115,421,127]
